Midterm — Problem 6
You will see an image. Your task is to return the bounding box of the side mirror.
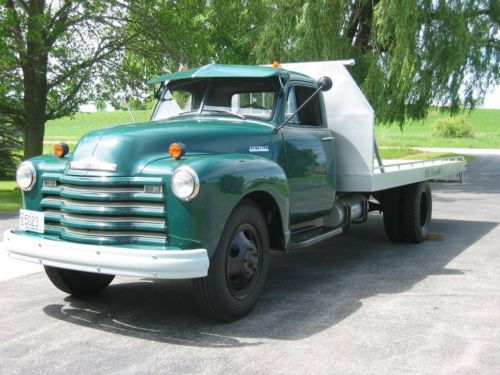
[318,76,333,91]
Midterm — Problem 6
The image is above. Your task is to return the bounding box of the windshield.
[152,77,278,121]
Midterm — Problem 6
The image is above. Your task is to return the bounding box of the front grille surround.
[40,173,167,247]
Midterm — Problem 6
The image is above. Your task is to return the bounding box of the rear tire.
[44,266,115,296]
[193,200,270,322]
[382,187,406,242]
[404,182,432,243]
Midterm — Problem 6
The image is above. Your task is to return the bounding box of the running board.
[289,227,343,251]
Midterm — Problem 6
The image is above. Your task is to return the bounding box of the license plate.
[19,209,45,234]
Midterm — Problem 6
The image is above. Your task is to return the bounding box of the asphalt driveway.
[0,154,499,374]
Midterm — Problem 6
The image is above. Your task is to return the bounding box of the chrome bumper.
[2,229,209,279]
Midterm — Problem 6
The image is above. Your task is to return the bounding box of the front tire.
[44,266,115,296]
[193,200,270,321]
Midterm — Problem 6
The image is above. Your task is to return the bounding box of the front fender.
[165,154,289,257]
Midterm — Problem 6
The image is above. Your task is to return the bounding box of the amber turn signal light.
[54,142,69,157]
[169,142,186,160]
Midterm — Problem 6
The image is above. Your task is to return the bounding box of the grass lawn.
[0,181,22,212]
[376,109,500,148]
[379,147,474,162]
[44,110,152,142]
[45,108,500,149]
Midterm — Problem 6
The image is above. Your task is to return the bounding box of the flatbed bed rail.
[374,156,466,173]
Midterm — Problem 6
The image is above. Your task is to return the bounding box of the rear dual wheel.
[382,181,432,244]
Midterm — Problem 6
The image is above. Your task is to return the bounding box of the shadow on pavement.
[43,216,497,348]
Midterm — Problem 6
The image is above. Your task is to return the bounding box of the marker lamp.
[54,142,69,157]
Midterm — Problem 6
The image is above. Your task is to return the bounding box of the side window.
[286,85,322,126]
[285,88,300,124]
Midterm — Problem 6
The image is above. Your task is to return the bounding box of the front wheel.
[193,200,270,321]
[44,266,115,296]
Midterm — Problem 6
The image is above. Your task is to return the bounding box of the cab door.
[278,85,336,224]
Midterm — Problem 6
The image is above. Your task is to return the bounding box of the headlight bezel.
[16,161,37,191]
[171,165,200,201]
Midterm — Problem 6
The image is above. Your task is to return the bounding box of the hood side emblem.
[249,146,269,153]
[70,158,117,172]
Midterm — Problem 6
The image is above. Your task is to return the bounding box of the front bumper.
[2,229,209,279]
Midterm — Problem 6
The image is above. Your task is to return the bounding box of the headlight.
[171,166,200,201]
[16,161,36,191]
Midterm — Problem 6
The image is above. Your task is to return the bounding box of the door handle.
[321,136,334,142]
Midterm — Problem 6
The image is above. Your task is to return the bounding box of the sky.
[482,84,500,109]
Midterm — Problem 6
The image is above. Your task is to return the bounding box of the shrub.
[431,117,474,138]
[0,116,22,178]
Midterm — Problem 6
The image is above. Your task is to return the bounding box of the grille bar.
[45,224,167,246]
[44,211,166,233]
[41,197,166,217]
[42,185,164,202]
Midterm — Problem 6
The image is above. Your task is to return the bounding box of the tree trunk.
[23,116,45,160]
[22,0,48,160]
[22,64,46,159]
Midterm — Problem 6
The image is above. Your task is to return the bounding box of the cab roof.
[147,63,314,84]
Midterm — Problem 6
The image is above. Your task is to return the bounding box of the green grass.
[45,108,500,149]
[376,109,500,149]
[379,147,475,162]
[44,110,152,142]
[0,181,22,212]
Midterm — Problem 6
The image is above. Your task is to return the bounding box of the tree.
[0,0,213,160]
[1,0,498,166]
[0,114,22,177]
[251,0,499,123]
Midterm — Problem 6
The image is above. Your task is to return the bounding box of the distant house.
[78,101,115,112]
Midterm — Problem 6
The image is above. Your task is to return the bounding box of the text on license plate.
[19,209,45,234]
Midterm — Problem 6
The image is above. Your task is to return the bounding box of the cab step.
[289,226,343,251]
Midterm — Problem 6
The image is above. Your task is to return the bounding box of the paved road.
[1,155,499,374]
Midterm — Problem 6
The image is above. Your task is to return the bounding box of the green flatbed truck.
[2,61,466,321]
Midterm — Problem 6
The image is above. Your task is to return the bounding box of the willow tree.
[252,0,499,123]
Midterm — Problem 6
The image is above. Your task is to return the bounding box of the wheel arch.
[242,190,287,251]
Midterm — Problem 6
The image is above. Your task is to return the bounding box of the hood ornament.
[70,157,117,172]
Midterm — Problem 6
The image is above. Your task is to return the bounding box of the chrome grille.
[40,175,167,246]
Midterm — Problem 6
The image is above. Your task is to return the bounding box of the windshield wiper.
[175,108,245,119]
[176,110,200,117]
[204,109,245,119]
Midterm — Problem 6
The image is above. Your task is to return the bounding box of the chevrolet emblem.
[69,158,117,172]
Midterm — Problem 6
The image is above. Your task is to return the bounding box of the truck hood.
[67,117,274,176]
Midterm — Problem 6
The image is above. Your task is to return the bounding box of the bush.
[0,116,22,178]
[431,117,474,138]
